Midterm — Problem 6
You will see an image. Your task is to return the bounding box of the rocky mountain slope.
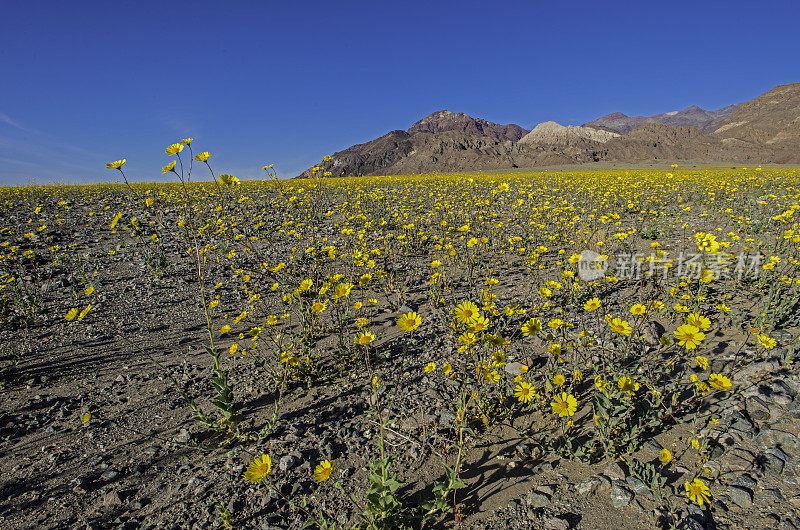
[713,82,800,148]
[297,83,800,178]
[602,123,757,162]
[297,112,532,178]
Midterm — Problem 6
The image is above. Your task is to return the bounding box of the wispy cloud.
[0,113,32,133]
[0,156,41,168]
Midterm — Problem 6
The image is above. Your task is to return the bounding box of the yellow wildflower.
[243,455,271,483]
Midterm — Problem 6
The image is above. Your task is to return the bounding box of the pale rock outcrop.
[518,121,619,145]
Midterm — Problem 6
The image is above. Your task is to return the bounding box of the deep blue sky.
[1,0,798,184]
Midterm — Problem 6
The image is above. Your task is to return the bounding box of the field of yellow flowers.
[2,149,800,529]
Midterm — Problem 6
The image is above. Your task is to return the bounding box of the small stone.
[610,482,634,508]
[576,476,603,496]
[437,410,457,427]
[102,489,122,507]
[701,459,720,479]
[604,461,626,481]
[642,439,663,457]
[767,446,790,462]
[729,485,754,508]
[729,411,755,436]
[685,503,706,525]
[772,378,797,398]
[526,491,551,508]
[764,488,785,502]
[595,475,612,493]
[173,428,190,444]
[537,460,555,472]
[772,429,800,448]
[747,396,772,421]
[279,454,299,472]
[732,473,757,490]
[763,447,789,474]
[768,393,792,406]
[100,470,119,482]
[536,484,556,496]
[738,359,779,380]
[626,476,652,499]
[504,362,524,376]
[544,516,570,530]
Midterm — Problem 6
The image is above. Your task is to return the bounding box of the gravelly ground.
[2,177,800,530]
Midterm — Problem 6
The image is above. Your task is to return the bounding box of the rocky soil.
[4,248,800,530]
[2,178,800,530]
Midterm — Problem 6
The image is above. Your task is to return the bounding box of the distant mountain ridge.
[584,104,741,134]
[297,83,800,178]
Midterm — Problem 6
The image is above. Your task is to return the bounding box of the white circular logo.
[577,250,608,281]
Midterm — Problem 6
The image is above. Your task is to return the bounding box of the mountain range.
[298,82,800,178]
[583,104,741,134]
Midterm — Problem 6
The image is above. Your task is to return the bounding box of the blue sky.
[1,0,798,185]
